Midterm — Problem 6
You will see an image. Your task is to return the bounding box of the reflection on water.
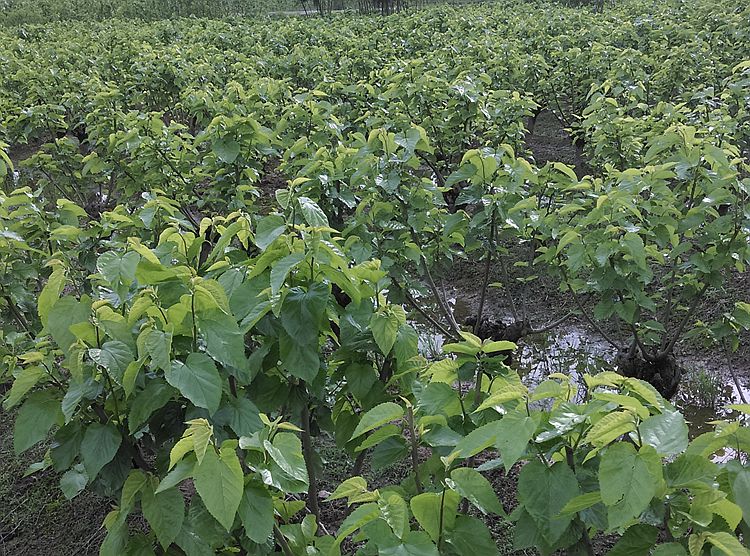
[517,327,615,396]
[412,297,750,448]
[675,365,750,438]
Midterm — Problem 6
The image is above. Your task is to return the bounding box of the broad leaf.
[193,440,244,531]
[167,353,223,415]
[81,423,122,481]
[351,402,404,439]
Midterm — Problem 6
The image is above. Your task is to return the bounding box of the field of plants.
[1,0,750,554]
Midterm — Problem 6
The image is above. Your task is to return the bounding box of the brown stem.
[91,402,108,424]
[529,311,574,335]
[437,486,447,551]
[474,209,496,336]
[301,402,320,522]
[659,283,709,357]
[497,253,520,322]
[3,294,30,333]
[401,285,458,340]
[352,449,367,476]
[418,253,461,335]
[565,446,594,556]
[132,441,153,471]
[274,524,294,556]
[562,270,621,351]
[417,152,446,188]
[406,406,423,494]
[724,342,748,404]
[473,361,484,406]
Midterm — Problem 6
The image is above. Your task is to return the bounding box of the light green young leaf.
[370,309,401,356]
[410,490,460,543]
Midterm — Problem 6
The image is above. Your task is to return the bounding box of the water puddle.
[412,294,750,448]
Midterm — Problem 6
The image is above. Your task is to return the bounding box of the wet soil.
[525,110,590,178]
[0,409,107,556]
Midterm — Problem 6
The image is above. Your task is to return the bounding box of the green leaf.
[142,483,185,549]
[279,332,320,381]
[414,382,462,418]
[638,409,688,457]
[143,328,172,372]
[446,515,498,556]
[370,308,401,356]
[665,454,717,489]
[585,410,636,447]
[193,440,244,531]
[496,410,538,472]
[254,215,286,251]
[3,365,45,409]
[47,296,92,353]
[379,531,439,556]
[356,423,401,452]
[447,467,505,516]
[517,460,579,545]
[280,283,329,345]
[608,524,659,556]
[264,432,308,483]
[327,476,370,502]
[50,421,83,471]
[167,353,223,415]
[213,137,240,164]
[156,457,195,493]
[129,379,175,434]
[393,324,419,364]
[599,443,656,530]
[731,469,750,527]
[298,196,329,227]
[270,252,305,295]
[351,402,404,439]
[90,340,134,383]
[121,469,148,511]
[81,423,122,481]
[475,383,528,412]
[379,493,410,539]
[412,490,461,543]
[60,465,88,499]
[215,396,263,437]
[239,484,274,543]
[197,310,248,373]
[38,265,66,327]
[559,491,602,515]
[453,420,501,459]
[121,360,143,400]
[14,390,63,454]
[705,532,749,556]
[100,509,128,556]
[371,436,408,468]
[482,341,517,354]
[336,502,380,542]
[651,544,687,556]
[97,251,139,296]
[557,230,580,254]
